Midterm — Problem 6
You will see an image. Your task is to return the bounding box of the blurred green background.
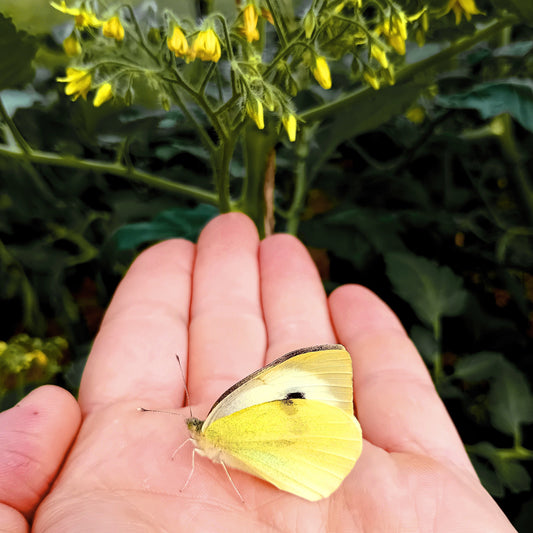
[0,0,532,528]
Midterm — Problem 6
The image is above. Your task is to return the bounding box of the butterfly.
[184,344,363,501]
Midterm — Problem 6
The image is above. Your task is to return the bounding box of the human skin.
[0,213,517,532]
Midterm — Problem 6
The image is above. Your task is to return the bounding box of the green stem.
[285,125,315,235]
[301,15,518,123]
[0,144,218,204]
[432,319,444,386]
[122,4,159,63]
[496,114,533,226]
[0,97,32,153]
[165,72,226,144]
[213,136,237,213]
[264,0,288,47]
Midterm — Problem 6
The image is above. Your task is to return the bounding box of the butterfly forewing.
[203,345,355,426]
[200,398,362,501]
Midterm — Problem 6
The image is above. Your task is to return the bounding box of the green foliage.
[0,334,66,408]
[113,204,219,251]
[385,253,468,332]
[436,80,533,133]
[0,14,37,91]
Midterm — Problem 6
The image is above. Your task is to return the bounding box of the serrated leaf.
[384,253,468,329]
[112,204,218,251]
[0,14,37,91]
[436,80,533,133]
[453,352,505,382]
[487,364,533,436]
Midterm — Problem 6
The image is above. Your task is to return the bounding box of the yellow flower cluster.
[167,25,222,62]
[51,0,103,28]
[242,4,260,42]
[103,16,125,41]
[190,28,222,62]
[52,2,125,40]
[444,0,483,24]
[167,24,189,57]
[56,68,113,107]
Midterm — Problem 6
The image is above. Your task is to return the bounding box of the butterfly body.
[186,344,363,501]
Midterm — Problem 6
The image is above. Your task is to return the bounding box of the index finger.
[78,239,195,414]
[329,284,476,475]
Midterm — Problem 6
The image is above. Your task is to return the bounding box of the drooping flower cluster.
[53,0,484,141]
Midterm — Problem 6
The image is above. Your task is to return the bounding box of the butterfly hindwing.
[199,398,363,501]
[203,345,354,426]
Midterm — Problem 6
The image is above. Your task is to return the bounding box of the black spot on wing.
[285,391,306,400]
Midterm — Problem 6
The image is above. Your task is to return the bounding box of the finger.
[329,285,475,474]
[0,386,81,518]
[79,239,195,413]
[259,234,336,362]
[188,213,266,408]
[0,504,27,533]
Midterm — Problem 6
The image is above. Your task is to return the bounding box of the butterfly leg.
[180,445,198,492]
[220,461,245,503]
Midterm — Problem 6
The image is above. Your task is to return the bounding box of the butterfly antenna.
[176,354,193,418]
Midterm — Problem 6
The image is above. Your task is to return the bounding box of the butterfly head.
[186,416,204,436]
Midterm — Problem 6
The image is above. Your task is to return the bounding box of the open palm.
[1,214,515,532]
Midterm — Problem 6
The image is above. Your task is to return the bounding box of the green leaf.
[493,41,533,58]
[491,0,533,24]
[300,207,407,269]
[436,80,533,133]
[410,325,439,365]
[494,460,531,493]
[112,204,218,251]
[306,80,429,181]
[384,253,468,329]
[469,456,505,497]
[453,352,505,382]
[0,14,37,91]
[487,364,533,436]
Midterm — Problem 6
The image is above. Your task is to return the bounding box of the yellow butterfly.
[185,344,363,501]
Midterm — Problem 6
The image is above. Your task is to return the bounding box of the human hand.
[1,213,516,532]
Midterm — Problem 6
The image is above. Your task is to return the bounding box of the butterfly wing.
[198,398,363,501]
[204,345,355,426]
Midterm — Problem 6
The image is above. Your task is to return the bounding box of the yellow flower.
[312,56,331,90]
[375,10,425,55]
[103,16,125,41]
[51,1,103,28]
[405,106,425,123]
[28,350,48,366]
[444,0,483,24]
[246,99,264,129]
[371,45,388,69]
[282,114,297,142]
[363,70,380,90]
[190,28,222,62]
[167,24,189,56]
[56,67,92,100]
[63,34,81,56]
[376,18,405,55]
[242,3,260,42]
[93,82,113,107]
